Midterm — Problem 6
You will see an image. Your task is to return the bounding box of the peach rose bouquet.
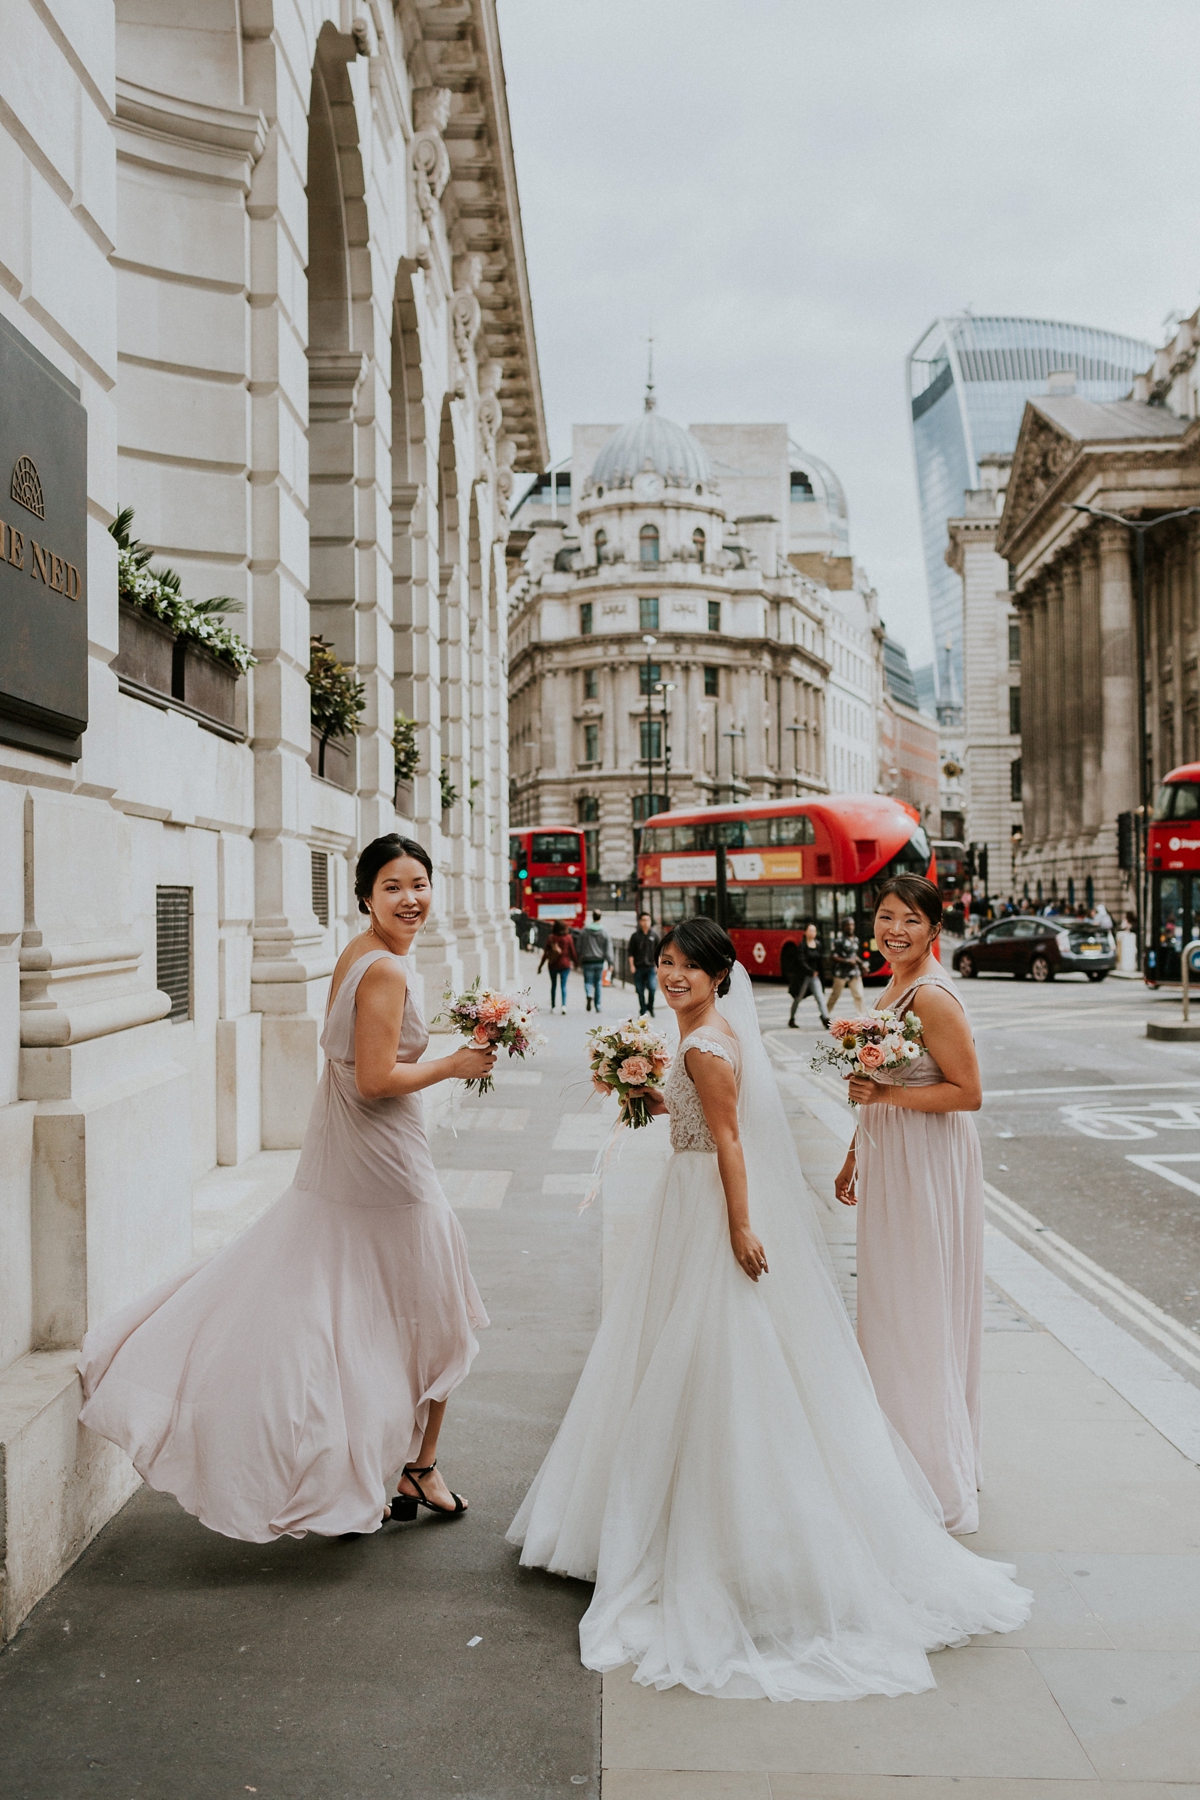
[811,1008,923,1104]
[587,1016,671,1129]
[438,980,545,1095]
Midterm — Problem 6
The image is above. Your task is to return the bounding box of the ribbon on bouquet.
[578,1109,628,1214]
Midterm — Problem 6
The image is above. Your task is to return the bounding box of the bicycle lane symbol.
[1058,1100,1200,1196]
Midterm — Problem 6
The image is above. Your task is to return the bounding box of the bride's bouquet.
[438,980,545,1095]
[811,1009,923,1102]
[587,1016,671,1129]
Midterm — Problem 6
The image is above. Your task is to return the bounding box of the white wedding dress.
[507,965,1030,1701]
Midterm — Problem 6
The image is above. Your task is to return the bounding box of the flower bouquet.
[587,1016,671,1129]
[811,1009,923,1103]
[438,980,545,1095]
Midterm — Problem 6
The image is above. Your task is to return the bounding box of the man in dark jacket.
[787,922,830,1028]
[575,912,615,1013]
[827,917,866,1014]
[627,912,660,1016]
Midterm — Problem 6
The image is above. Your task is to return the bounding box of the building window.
[1008,686,1021,734]
[632,792,669,822]
[790,469,814,498]
[581,828,599,875]
[707,600,721,632]
[594,528,606,563]
[1008,621,1021,664]
[703,665,719,697]
[693,527,706,563]
[583,722,599,763]
[639,524,659,563]
[311,849,330,927]
[579,601,593,635]
[577,795,600,823]
[584,666,599,699]
[639,596,659,631]
[639,719,662,763]
[639,660,661,695]
[1010,757,1022,801]
[156,886,192,1024]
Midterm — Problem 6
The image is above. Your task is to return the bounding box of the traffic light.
[965,844,976,883]
[978,845,989,888]
[1117,811,1135,871]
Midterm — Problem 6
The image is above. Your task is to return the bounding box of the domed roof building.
[508,407,893,892]
[584,396,713,497]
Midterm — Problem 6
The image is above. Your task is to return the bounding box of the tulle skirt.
[508,1149,1030,1701]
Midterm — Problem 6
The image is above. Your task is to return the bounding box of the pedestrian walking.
[537,923,577,1012]
[834,876,987,1535]
[627,910,660,1016]
[786,922,830,1028]
[575,910,614,1013]
[827,917,866,1014]
[78,835,494,1540]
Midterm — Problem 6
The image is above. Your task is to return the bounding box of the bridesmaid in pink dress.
[79,835,495,1540]
[833,874,986,1535]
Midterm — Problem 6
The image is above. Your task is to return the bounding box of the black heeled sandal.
[389,1460,467,1520]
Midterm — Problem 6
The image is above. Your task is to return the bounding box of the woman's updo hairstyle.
[658,916,737,996]
[354,834,433,915]
[874,874,942,935]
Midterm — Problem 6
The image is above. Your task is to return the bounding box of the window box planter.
[113,600,245,741]
[310,729,353,790]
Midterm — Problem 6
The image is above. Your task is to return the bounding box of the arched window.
[693,527,706,564]
[639,524,659,564]
[594,528,606,564]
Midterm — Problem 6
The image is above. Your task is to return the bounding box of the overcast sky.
[498,0,1200,665]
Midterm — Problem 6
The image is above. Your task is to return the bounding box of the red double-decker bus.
[509,828,588,933]
[636,795,935,983]
[1145,761,1200,983]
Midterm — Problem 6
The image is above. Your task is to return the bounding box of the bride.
[507,916,1030,1702]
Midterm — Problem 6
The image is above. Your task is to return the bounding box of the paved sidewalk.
[602,986,1200,1798]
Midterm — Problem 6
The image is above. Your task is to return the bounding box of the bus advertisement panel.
[509,828,588,932]
[636,795,935,984]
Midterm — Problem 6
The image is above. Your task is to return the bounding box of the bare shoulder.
[358,954,407,997]
[909,980,970,1038]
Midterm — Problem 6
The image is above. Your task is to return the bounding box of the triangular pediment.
[998,406,1079,549]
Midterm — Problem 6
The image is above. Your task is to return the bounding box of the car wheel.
[958,952,977,978]
[1031,955,1053,982]
[1086,969,1108,983]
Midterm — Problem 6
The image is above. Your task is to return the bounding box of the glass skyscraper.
[907,314,1153,701]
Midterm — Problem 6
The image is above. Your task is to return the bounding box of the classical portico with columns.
[0,0,543,1636]
[997,371,1200,912]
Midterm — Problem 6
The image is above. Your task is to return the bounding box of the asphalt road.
[777,962,1200,1366]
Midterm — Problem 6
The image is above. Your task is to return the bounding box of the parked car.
[952,916,1116,982]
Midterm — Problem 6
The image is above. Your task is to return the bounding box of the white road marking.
[542,1173,594,1195]
[552,1114,613,1150]
[984,1181,1200,1375]
[1126,1153,1200,1200]
[436,1169,512,1209]
[985,1080,1200,1098]
[439,1108,530,1132]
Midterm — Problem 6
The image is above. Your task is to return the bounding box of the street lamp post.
[654,680,676,809]
[1067,502,1200,959]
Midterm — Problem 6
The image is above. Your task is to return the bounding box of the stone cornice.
[113,78,268,192]
[416,0,547,472]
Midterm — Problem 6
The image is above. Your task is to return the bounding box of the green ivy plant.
[308,636,366,779]
[109,507,255,675]
[439,764,459,812]
[393,712,420,784]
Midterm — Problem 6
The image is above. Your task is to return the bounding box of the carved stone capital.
[412,88,452,224]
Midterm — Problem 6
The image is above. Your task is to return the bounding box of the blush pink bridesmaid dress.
[79,947,486,1542]
[853,969,984,1535]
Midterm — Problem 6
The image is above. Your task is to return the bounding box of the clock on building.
[632,470,665,501]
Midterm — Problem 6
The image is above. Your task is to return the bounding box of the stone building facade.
[0,0,543,1634]
[945,454,1024,896]
[509,409,890,883]
[997,347,1200,911]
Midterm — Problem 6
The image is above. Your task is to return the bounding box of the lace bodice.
[664,1030,741,1152]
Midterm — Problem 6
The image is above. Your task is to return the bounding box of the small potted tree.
[307,636,365,788]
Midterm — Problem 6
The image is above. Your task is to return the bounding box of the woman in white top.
[508,916,1030,1701]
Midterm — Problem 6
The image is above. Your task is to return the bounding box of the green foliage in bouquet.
[110,506,255,675]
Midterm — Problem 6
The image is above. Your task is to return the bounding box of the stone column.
[1025,589,1045,857]
[1061,551,1083,850]
[1079,534,1102,832]
[1044,568,1065,856]
[1098,521,1138,826]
